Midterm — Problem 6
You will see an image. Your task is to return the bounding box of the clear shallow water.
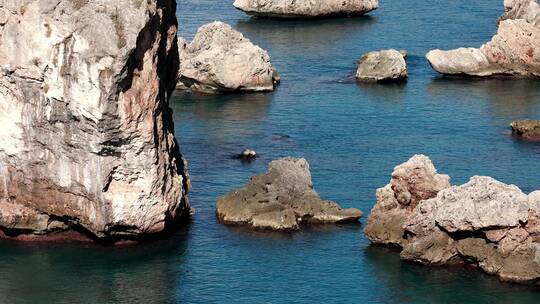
[2,0,540,303]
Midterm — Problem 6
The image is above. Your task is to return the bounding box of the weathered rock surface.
[0,0,190,242]
[364,155,450,246]
[177,21,279,93]
[216,158,362,230]
[356,49,408,82]
[233,0,379,18]
[427,0,540,77]
[511,119,540,138]
[365,155,540,284]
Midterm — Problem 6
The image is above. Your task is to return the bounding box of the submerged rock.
[511,119,540,138]
[233,0,379,18]
[216,158,362,230]
[365,155,540,284]
[356,49,408,82]
[177,21,280,93]
[0,0,190,242]
[426,0,540,77]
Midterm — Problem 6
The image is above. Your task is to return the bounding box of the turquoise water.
[2,0,540,303]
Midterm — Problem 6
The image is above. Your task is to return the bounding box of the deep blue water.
[2,0,540,303]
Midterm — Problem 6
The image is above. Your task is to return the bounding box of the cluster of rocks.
[216,158,363,230]
[233,0,379,18]
[365,155,540,284]
[177,21,280,93]
[427,0,540,77]
[0,0,190,242]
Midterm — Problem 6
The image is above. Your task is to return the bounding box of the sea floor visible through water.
[1,0,540,303]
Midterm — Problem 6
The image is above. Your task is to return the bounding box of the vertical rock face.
[0,0,190,242]
[426,0,540,77]
[365,155,540,284]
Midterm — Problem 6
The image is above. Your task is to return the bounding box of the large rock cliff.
[0,0,190,242]
[427,0,540,77]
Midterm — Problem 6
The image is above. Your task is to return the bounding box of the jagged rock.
[216,158,362,231]
[177,21,279,93]
[233,0,379,18]
[427,0,540,77]
[0,0,190,242]
[511,119,540,138]
[365,155,540,284]
[364,155,450,246]
[356,49,408,82]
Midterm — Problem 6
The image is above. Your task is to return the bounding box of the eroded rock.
[356,49,408,82]
[177,21,279,93]
[233,0,379,18]
[0,0,190,242]
[216,158,362,230]
[426,0,540,77]
[511,119,540,138]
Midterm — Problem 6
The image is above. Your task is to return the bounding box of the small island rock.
[177,21,279,93]
[511,119,540,138]
[356,49,408,82]
[216,158,363,230]
[233,0,379,18]
[426,0,540,77]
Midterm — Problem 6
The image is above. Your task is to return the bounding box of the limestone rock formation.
[365,155,540,284]
[233,0,379,18]
[511,119,540,138]
[364,155,450,246]
[0,0,190,242]
[356,49,408,82]
[216,158,362,231]
[426,0,540,77]
[177,21,280,93]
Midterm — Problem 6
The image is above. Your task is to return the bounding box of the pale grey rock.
[364,155,450,246]
[511,119,540,138]
[216,158,362,231]
[233,0,379,18]
[427,0,540,77]
[0,0,190,242]
[178,21,279,93]
[356,49,408,82]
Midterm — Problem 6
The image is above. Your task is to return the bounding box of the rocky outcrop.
[365,155,540,284]
[426,0,540,77]
[364,155,450,246]
[356,49,408,82]
[216,158,362,230]
[177,22,279,93]
[511,119,540,138]
[233,0,379,18]
[0,0,190,242]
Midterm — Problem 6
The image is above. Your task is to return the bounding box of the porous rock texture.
[365,155,540,284]
[0,0,190,242]
[356,49,408,82]
[426,0,540,77]
[233,0,379,19]
[511,119,540,138]
[177,21,279,93]
[216,158,363,231]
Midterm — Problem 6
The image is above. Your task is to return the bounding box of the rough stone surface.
[426,0,540,77]
[177,21,279,93]
[364,155,450,246]
[511,119,540,138]
[356,49,408,82]
[365,155,540,284]
[233,0,379,18]
[0,0,190,242]
[216,158,362,231]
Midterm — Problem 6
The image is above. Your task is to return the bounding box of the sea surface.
[2,0,540,303]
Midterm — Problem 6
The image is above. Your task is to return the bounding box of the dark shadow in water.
[0,226,191,304]
[427,77,540,118]
[363,245,540,303]
[171,91,273,123]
